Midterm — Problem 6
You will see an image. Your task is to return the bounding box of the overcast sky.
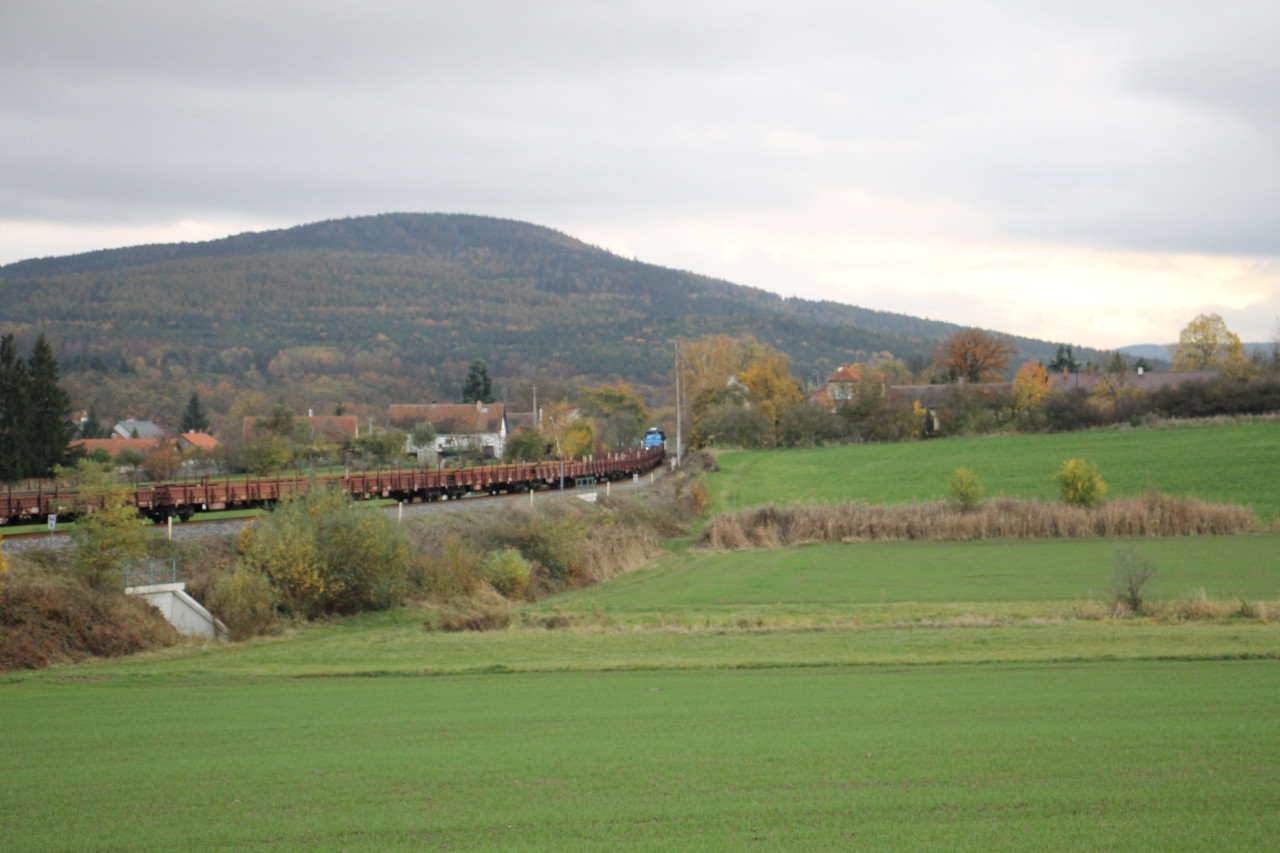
[3,1,1277,348]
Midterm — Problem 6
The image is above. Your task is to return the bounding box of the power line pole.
[673,341,683,468]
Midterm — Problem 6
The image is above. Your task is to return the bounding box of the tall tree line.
[0,333,74,481]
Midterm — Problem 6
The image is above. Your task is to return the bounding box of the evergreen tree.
[180,391,210,433]
[0,335,33,481]
[461,359,494,403]
[1048,344,1081,375]
[80,402,107,439]
[25,334,75,476]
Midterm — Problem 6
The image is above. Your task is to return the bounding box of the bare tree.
[1111,545,1158,613]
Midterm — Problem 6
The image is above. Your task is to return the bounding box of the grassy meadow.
[3,421,1279,850]
[709,420,1280,521]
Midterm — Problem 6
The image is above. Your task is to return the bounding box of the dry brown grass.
[702,493,1258,551]
[578,524,663,585]
[0,569,177,670]
[429,584,514,632]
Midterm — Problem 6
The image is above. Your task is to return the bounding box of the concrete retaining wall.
[126,582,229,641]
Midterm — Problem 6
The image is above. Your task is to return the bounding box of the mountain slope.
[0,213,1096,400]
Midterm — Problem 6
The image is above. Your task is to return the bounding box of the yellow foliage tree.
[676,334,769,408]
[678,334,801,448]
[740,352,803,442]
[1172,313,1245,371]
[577,382,647,449]
[561,418,597,459]
[1012,362,1051,413]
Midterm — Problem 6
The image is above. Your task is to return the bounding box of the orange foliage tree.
[936,328,1017,383]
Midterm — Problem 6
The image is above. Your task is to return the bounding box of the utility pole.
[673,341,683,468]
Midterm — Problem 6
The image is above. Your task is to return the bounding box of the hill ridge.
[0,212,1105,419]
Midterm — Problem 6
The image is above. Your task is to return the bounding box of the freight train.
[0,446,665,527]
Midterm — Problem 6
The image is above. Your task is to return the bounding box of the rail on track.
[1,447,666,527]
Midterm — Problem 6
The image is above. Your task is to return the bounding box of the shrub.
[1041,389,1105,432]
[498,511,587,585]
[1056,458,1107,508]
[1111,545,1158,613]
[176,538,240,604]
[418,537,484,599]
[208,567,276,640]
[60,458,148,589]
[481,549,531,599]
[239,483,413,617]
[947,467,984,512]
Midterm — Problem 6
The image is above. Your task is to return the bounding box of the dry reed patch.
[428,585,514,632]
[578,524,663,585]
[701,495,1258,551]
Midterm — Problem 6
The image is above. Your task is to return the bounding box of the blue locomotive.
[641,427,666,450]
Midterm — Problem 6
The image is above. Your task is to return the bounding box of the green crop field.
[578,534,1280,610]
[3,661,1278,850]
[4,423,1280,850]
[709,421,1280,521]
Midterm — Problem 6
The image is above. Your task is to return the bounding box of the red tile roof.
[179,432,219,452]
[71,437,161,457]
[242,416,360,444]
[389,403,506,435]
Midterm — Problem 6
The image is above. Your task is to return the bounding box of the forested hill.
[0,212,961,340]
[0,213,1094,413]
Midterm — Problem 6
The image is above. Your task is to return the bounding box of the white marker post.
[48,514,57,541]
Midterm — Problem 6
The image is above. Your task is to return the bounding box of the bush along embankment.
[0,458,711,662]
[414,456,712,631]
[702,493,1258,551]
[0,544,179,671]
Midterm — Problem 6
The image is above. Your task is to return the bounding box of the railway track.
[1,473,661,554]
[3,447,665,528]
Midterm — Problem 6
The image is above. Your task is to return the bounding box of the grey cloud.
[2,1,1278,259]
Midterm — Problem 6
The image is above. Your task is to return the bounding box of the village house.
[112,418,166,439]
[389,401,508,460]
[241,415,360,446]
[71,436,160,463]
[176,432,219,454]
[811,364,887,412]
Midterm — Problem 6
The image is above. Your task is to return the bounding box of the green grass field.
[3,423,1279,850]
[710,421,1280,521]
[3,662,1278,850]
[581,534,1280,608]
